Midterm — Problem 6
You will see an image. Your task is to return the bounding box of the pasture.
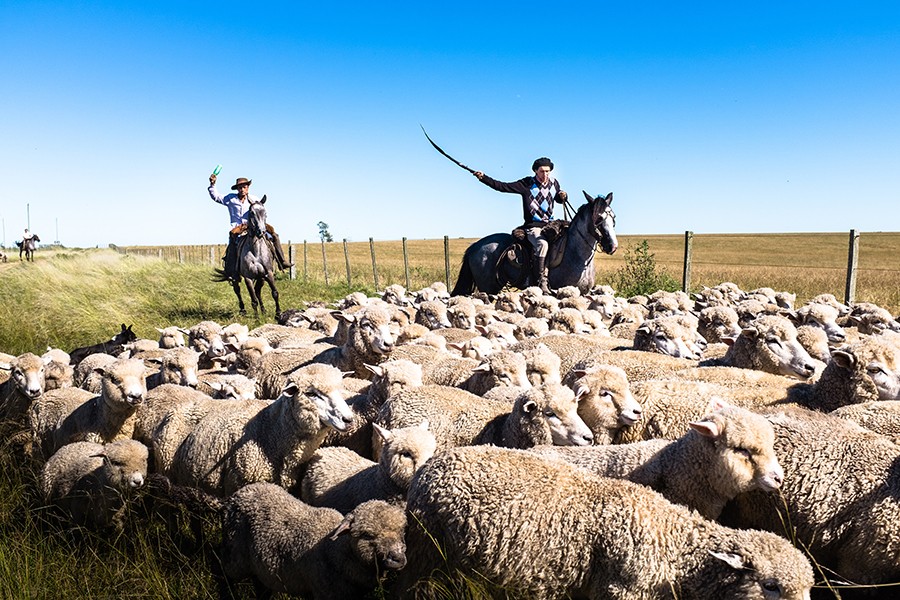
[0,234,898,598]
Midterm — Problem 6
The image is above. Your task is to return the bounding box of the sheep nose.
[582,432,594,445]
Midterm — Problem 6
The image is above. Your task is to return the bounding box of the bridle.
[247,202,266,238]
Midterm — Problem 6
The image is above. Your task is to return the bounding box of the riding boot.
[268,231,294,271]
[533,255,550,294]
[224,233,239,281]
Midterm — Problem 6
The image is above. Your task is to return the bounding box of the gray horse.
[451,191,617,296]
[229,196,281,319]
[16,234,40,262]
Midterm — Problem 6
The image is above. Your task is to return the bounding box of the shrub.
[612,240,680,297]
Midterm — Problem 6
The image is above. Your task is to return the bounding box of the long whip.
[421,125,477,174]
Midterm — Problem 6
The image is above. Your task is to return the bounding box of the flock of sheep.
[2,279,900,599]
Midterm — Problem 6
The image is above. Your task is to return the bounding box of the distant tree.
[317,221,334,242]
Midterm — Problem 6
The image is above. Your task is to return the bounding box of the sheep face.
[189,321,226,359]
[375,421,437,491]
[284,365,353,432]
[634,317,704,360]
[3,353,46,399]
[161,348,200,388]
[448,304,476,329]
[415,300,452,330]
[833,340,900,401]
[366,360,423,402]
[98,439,149,491]
[350,308,395,356]
[523,384,593,447]
[699,306,742,344]
[572,366,642,442]
[479,352,531,389]
[156,326,186,349]
[795,303,846,345]
[737,317,817,380]
[333,501,408,571]
[691,404,783,494]
[97,358,147,407]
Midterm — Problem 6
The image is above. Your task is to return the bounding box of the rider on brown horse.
[473,157,568,293]
[208,174,293,281]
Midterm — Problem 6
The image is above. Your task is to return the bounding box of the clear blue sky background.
[2,2,898,248]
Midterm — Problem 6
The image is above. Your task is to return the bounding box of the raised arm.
[208,173,225,204]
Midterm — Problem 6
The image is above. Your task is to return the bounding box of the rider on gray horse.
[208,174,293,280]
[473,157,568,293]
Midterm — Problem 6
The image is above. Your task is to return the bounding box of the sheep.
[29,357,147,458]
[0,352,47,423]
[523,294,559,319]
[446,335,493,361]
[40,438,148,529]
[720,408,900,589]
[794,324,832,364]
[228,336,272,374]
[549,307,592,334]
[531,400,783,519]
[195,370,256,401]
[401,445,814,600]
[607,302,647,339]
[520,341,562,386]
[846,301,900,335]
[830,400,900,436]
[375,382,592,456]
[41,348,74,391]
[320,359,424,459]
[809,292,851,317]
[381,283,412,306]
[144,347,200,390]
[390,344,530,395]
[697,305,742,344]
[514,316,550,339]
[395,323,449,352]
[413,299,452,330]
[169,363,353,496]
[246,322,325,348]
[301,421,436,513]
[493,290,524,314]
[219,484,407,600]
[790,301,847,345]
[156,325,186,349]
[186,320,227,368]
[73,352,118,392]
[564,364,642,444]
[587,292,624,324]
[446,296,477,329]
[281,305,341,336]
[632,315,706,360]
[712,314,818,380]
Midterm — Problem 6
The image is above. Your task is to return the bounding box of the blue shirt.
[208,185,260,228]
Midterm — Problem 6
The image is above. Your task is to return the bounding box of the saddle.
[501,220,571,274]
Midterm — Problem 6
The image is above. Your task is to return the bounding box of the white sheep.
[564,364,642,444]
[156,326,186,349]
[830,400,900,435]
[219,484,407,600]
[40,438,148,529]
[632,314,706,360]
[401,445,814,600]
[301,421,436,513]
[186,320,227,368]
[145,347,200,390]
[170,363,353,496]
[713,314,818,380]
[0,352,47,423]
[531,400,783,519]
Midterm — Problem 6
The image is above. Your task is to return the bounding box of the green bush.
[612,240,680,297]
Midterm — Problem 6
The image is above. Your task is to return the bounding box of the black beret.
[532,157,554,171]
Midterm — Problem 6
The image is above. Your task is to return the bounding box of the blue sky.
[2,2,898,248]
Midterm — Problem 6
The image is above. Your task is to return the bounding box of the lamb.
[40,438,148,529]
[720,408,900,588]
[29,357,147,458]
[144,347,200,390]
[531,400,783,519]
[632,315,706,359]
[375,382,592,456]
[401,445,814,600]
[169,363,353,496]
[301,421,436,513]
[0,352,47,423]
[219,484,407,600]
[712,314,818,380]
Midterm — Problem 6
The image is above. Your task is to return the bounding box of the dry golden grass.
[123,231,900,312]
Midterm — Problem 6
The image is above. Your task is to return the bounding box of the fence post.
[444,236,450,288]
[158,248,163,260]
[178,247,183,264]
[402,237,410,290]
[209,246,215,266]
[343,239,352,285]
[681,231,693,293]
[303,241,308,281]
[369,237,379,290]
[321,240,330,285]
[844,229,859,305]
[288,241,296,280]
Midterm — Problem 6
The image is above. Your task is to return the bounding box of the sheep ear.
[831,349,857,370]
[373,422,392,442]
[332,311,355,324]
[720,336,737,347]
[94,366,108,377]
[573,384,590,400]
[740,326,759,339]
[177,327,191,335]
[475,325,489,336]
[704,397,730,413]
[446,342,465,352]
[783,310,801,325]
[523,399,538,414]
[0,362,11,372]
[155,327,164,334]
[472,362,492,373]
[208,381,224,392]
[689,418,721,439]
[571,368,589,378]
[636,324,651,335]
[329,514,354,541]
[282,381,300,397]
[341,371,355,379]
[364,363,384,377]
[708,550,747,571]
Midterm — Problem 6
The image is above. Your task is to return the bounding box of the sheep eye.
[761,580,781,593]
[866,365,886,375]
[765,338,781,347]
[544,410,557,419]
[401,451,413,460]
[734,447,752,459]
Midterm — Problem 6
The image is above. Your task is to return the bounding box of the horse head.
[582,191,618,255]
[247,195,268,238]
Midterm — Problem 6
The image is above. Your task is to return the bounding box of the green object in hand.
[212,164,223,176]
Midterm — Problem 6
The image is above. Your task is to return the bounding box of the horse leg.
[265,273,281,319]
[231,279,246,315]
[244,277,260,316]
[254,278,266,314]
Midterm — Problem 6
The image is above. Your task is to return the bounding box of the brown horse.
[228,196,281,319]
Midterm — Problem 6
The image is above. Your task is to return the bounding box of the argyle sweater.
[478,174,562,227]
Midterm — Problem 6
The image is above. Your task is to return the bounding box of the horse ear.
[605,192,613,205]
[260,195,267,204]
[582,190,594,203]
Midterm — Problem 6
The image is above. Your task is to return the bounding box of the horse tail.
[450,252,475,297]
[211,268,233,283]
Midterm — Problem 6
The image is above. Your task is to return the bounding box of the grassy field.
[1,235,897,598]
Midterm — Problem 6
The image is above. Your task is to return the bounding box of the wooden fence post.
[444,236,450,288]
[209,246,215,266]
[343,239,352,285]
[682,231,693,293]
[845,229,859,305]
[321,240,329,285]
[178,247,183,264]
[303,241,308,281]
[158,248,163,260]
[402,237,410,290]
[288,242,296,280]
[369,237,379,290]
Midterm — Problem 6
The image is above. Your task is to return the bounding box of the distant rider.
[19,228,35,260]
[473,157,568,293]
[208,174,293,279]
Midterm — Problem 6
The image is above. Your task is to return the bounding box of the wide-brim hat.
[231,177,252,190]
